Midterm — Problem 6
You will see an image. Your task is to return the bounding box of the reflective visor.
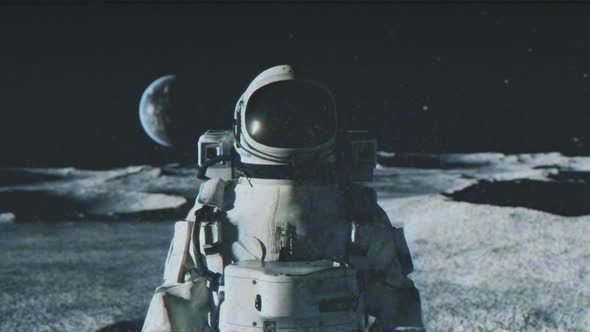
[245,80,336,148]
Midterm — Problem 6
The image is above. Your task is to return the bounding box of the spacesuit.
[142,65,423,332]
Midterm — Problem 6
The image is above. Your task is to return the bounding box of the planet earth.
[139,75,176,147]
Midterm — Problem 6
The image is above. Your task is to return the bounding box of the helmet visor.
[245,80,336,148]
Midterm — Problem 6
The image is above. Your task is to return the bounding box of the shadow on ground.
[0,169,63,186]
[0,190,193,221]
[97,319,144,332]
[446,171,590,217]
[378,153,491,169]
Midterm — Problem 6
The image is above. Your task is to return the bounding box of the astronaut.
[142,65,423,332]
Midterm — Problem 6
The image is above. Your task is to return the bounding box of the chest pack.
[191,178,366,332]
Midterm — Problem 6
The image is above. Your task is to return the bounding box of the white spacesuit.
[142,65,423,332]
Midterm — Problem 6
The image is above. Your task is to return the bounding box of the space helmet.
[233,65,338,169]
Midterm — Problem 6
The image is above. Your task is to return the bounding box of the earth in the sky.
[139,75,176,147]
[139,75,198,148]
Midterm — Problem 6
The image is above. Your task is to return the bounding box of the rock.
[0,212,16,224]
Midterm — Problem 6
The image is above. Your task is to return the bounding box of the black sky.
[2,2,590,167]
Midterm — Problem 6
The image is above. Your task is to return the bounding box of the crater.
[0,190,192,222]
[446,176,590,217]
[0,190,80,220]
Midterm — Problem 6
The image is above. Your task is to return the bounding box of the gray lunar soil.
[1,153,589,332]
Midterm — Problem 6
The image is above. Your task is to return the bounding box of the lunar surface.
[1,153,589,332]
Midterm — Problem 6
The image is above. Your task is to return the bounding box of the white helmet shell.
[234,65,337,165]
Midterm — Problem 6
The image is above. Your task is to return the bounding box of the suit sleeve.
[347,185,424,330]
[142,210,213,332]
